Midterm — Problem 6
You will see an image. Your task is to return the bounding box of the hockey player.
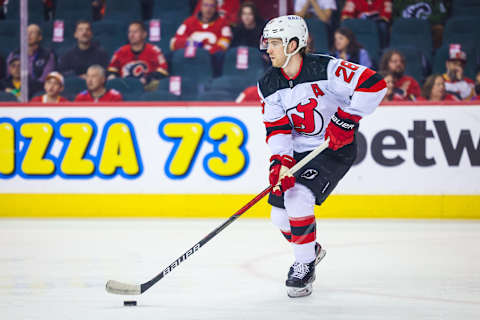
[258,15,386,298]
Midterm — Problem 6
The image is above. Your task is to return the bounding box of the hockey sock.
[271,206,292,242]
[284,184,317,263]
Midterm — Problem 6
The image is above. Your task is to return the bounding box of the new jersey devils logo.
[286,98,324,136]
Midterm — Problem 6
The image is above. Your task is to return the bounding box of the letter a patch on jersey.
[311,84,324,98]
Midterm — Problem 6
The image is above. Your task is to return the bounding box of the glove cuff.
[336,107,362,123]
[270,154,296,169]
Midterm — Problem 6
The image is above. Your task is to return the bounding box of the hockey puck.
[124,300,137,306]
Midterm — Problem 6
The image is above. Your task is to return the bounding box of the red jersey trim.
[281,58,303,80]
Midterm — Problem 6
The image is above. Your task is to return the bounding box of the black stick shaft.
[140,186,273,293]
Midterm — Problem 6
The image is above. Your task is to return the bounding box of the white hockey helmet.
[261,15,309,68]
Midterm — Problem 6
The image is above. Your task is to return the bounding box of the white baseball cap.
[45,71,64,86]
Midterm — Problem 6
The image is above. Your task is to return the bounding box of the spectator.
[43,0,55,20]
[231,2,264,48]
[31,71,69,103]
[92,0,106,21]
[250,0,294,21]
[419,74,458,102]
[75,65,123,102]
[58,20,109,79]
[341,0,392,49]
[442,45,475,101]
[1,54,42,100]
[474,71,480,100]
[379,71,406,102]
[379,49,420,100]
[235,85,260,103]
[0,55,5,80]
[0,0,5,19]
[331,26,372,68]
[108,21,169,87]
[393,0,450,49]
[7,24,56,84]
[170,0,233,77]
[294,0,337,24]
[193,0,240,24]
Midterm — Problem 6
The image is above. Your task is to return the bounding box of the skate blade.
[315,248,326,266]
[287,283,313,298]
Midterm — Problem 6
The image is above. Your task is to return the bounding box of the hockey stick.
[105,138,330,295]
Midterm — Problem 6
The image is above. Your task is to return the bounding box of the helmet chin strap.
[281,44,302,69]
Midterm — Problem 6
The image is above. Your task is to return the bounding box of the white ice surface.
[1,219,479,319]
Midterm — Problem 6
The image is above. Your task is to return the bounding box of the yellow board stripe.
[0,194,479,219]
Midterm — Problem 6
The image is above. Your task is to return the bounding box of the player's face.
[86,68,105,92]
[388,54,404,74]
[201,0,217,20]
[241,7,255,27]
[44,78,63,97]
[128,24,146,46]
[266,38,286,68]
[334,32,349,52]
[74,23,93,44]
[431,76,445,98]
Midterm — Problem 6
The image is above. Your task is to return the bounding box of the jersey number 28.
[335,61,359,83]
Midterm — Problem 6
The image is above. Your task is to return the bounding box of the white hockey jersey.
[258,54,387,155]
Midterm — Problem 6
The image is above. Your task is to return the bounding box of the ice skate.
[286,260,316,298]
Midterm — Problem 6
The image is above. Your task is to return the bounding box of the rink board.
[0,102,479,218]
[0,194,478,219]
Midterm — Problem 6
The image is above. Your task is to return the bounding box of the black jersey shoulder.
[258,54,333,99]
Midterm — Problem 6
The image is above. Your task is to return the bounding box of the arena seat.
[205,75,257,98]
[106,78,144,101]
[197,89,237,101]
[54,1,92,21]
[154,77,200,101]
[92,20,128,38]
[305,18,329,53]
[452,0,480,18]
[63,76,87,101]
[390,18,432,63]
[145,20,179,54]
[222,47,265,78]
[0,20,20,38]
[341,19,380,64]
[141,90,180,101]
[170,48,213,84]
[154,0,190,20]
[0,92,17,102]
[443,17,480,48]
[0,36,18,59]
[104,0,142,20]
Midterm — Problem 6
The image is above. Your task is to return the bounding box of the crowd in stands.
[0,0,479,103]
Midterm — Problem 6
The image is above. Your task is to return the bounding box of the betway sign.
[338,106,480,195]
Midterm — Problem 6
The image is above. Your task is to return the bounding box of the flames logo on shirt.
[122,61,149,78]
[286,98,324,136]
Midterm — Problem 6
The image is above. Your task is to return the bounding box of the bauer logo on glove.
[325,107,361,151]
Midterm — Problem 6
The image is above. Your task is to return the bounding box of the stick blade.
[106,280,141,295]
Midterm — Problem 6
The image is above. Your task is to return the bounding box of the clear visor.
[259,35,268,51]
